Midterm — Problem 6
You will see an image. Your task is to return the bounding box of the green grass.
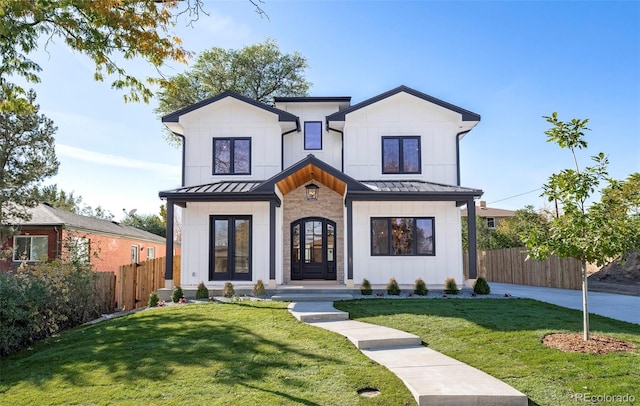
[334,298,640,406]
[0,301,415,405]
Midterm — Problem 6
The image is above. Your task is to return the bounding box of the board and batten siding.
[179,97,283,186]
[342,92,462,184]
[180,201,271,286]
[351,201,463,285]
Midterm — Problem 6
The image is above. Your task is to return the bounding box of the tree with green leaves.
[156,38,311,145]
[121,207,166,237]
[492,205,549,248]
[0,0,266,111]
[0,87,58,231]
[524,112,640,341]
[39,184,114,220]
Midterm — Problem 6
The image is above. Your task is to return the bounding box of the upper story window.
[13,235,48,262]
[382,136,421,174]
[213,138,251,175]
[486,217,496,229]
[304,121,322,150]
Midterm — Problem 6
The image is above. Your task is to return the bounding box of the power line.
[487,188,543,205]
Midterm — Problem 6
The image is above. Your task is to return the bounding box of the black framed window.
[304,121,322,150]
[371,217,435,256]
[213,138,251,175]
[382,136,421,174]
[13,235,48,261]
[210,216,252,281]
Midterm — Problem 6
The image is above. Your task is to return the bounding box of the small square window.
[213,138,251,175]
[382,136,421,174]
[304,122,322,150]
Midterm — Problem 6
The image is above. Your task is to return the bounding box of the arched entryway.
[291,217,336,280]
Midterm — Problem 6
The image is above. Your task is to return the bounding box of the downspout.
[171,131,186,187]
[281,117,300,171]
[456,130,471,186]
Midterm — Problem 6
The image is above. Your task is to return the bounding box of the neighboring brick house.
[160,85,484,289]
[1,203,177,272]
[461,201,517,230]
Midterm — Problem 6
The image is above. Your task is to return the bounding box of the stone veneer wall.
[282,183,344,284]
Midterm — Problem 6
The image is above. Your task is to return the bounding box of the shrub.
[222,282,235,298]
[473,277,491,295]
[414,278,428,296]
[360,278,373,295]
[386,278,401,295]
[172,286,184,303]
[195,282,209,299]
[253,279,266,297]
[444,277,459,294]
[148,291,160,307]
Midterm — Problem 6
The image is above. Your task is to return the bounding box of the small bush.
[386,278,401,295]
[444,277,459,294]
[171,286,184,303]
[148,291,160,307]
[473,277,491,295]
[360,279,373,295]
[414,278,428,296]
[253,279,266,297]
[222,282,235,298]
[195,282,209,299]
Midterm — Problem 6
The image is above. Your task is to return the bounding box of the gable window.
[371,217,435,256]
[382,136,421,174]
[304,121,322,150]
[210,216,252,281]
[13,236,48,262]
[213,138,251,175]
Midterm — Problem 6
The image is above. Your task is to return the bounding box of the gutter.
[171,131,186,187]
[456,130,471,186]
[326,123,345,172]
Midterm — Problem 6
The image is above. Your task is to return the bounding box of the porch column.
[269,199,276,283]
[164,200,175,288]
[346,197,353,282]
[467,199,478,279]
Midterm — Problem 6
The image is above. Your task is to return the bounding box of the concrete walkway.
[288,301,528,406]
[489,283,640,325]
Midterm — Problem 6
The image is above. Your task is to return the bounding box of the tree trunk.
[581,259,590,341]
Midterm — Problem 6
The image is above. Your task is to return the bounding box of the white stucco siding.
[180,201,271,286]
[351,201,463,286]
[179,97,283,186]
[342,93,462,184]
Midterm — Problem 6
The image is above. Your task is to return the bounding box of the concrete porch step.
[310,319,422,349]
[287,302,349,322]
[272,293,355,302]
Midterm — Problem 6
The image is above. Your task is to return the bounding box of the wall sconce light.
[305,182,319,201]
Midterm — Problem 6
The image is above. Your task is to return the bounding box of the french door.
[291,218,336,280]
[210,216,251,281]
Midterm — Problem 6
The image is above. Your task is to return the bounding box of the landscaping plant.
[148,291,160,307]
[444,277,459,294]
[360,278,373,295]
[473,277,491,295]
[414,278,428,296]
[195,282,209,300]
[386,278,401,296]
[222,282,235,298]
[171,286,184,303]
[253,279,266,297]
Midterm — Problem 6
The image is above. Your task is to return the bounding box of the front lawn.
[0,301,414,405]
[334,298,640,406]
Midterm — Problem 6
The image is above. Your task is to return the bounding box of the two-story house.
[159,85,483,289]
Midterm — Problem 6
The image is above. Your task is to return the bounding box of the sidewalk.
[489,283,640,325]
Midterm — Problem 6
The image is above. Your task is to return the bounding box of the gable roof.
[162,90,300,125]
[326,85,481,123]
[9,204,166,243]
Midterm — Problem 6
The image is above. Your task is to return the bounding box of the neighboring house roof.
[326,85,481,123]
[161,90,300,126]
[461,205,517,218]
[9,204,166,243]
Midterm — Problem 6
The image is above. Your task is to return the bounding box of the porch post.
[346,197,353,282]
[164,200,175,288]
[467,199,478,279]
[269,199,276,284]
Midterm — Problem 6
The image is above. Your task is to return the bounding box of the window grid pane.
[234,219,250,274]
[214,220,229,273]
[233,139,250,174]
[382,138,400,173]
[214,139,231,174]
[416,219,434,255]
[371,219,389,255]
[402,138,420,173]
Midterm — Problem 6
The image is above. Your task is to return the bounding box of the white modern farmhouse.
[160,85,483,289]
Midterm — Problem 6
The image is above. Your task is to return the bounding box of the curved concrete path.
[288,301,528,406]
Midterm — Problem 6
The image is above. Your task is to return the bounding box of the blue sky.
[26,0,639,220]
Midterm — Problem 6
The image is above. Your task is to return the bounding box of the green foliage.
[148,291,160,307]
[121,211,166,237]
[413,278,428,296]
[38,184,114,220]
[473,277,491,295]
[156,39,311,146]
[386,278,401,296]
[0,88,58,236]
[171,286,184,303]
[195,282,209,300]
[360,279,373,295]
[222,282,235,298]
[252,279,266,297]
[444,277,459,294]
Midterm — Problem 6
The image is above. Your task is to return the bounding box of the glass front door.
[291,218,336,280]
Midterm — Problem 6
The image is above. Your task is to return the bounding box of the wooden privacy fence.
[464,247,583,290]
[92,271,116,314]
[118,256,181,310]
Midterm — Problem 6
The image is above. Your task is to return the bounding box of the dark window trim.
[370,217,435,256]
[209,215,252,281]
[212,137,252,175]
[12,235,49,262]
[381,136,422,174]
[304,121,323,150]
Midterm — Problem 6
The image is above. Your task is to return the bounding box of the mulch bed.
[543,333,637,354]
